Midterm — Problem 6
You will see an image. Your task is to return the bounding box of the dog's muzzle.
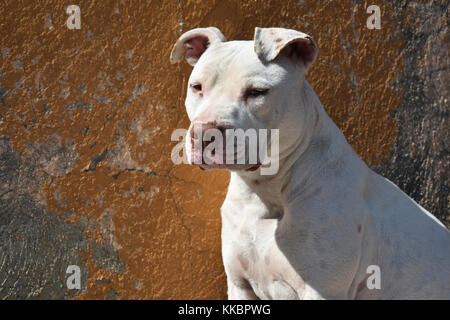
[189,121,261,171]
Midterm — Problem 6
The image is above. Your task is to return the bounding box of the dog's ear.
[170,27,227,66]
[254,27,318,71]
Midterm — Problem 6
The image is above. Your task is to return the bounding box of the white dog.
[170,27,450,299]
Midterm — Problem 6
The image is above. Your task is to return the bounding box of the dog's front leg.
[227,279,260,300]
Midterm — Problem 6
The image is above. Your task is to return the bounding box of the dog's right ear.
[170,27,226,66]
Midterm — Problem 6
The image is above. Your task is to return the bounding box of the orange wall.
[0,1,447,299]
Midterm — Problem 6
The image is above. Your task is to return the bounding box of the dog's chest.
[221,201,305,299]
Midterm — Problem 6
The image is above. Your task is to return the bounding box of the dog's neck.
[232,80,353,211]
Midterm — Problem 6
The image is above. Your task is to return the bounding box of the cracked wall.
[0,0,448,299]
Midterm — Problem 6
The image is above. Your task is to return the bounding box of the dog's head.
[171,27,318,173]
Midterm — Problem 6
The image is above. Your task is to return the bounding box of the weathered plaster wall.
[0,0,448,299]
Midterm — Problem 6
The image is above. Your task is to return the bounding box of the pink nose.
[190,121,225,146]
[190,121,229,164]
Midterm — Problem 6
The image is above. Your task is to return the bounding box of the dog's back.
[355,172,450,299]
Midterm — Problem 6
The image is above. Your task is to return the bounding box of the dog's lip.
[198,163,261,171]
[245,164,261,171]
[191,143,262,172]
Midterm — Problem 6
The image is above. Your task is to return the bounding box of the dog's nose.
[190,121,228,150]
[191,121,214,142]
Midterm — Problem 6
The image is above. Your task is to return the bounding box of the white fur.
[171,27,450,300]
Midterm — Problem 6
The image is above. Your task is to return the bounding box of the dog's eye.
[246,88,269,98]
[190,83,202,93]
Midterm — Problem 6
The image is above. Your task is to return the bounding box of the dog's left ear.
[254,27,318,71]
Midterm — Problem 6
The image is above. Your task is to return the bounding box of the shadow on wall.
[0,0,448,299]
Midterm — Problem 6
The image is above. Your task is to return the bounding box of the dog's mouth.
[192,147,262,172]
[190,138,262,172]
